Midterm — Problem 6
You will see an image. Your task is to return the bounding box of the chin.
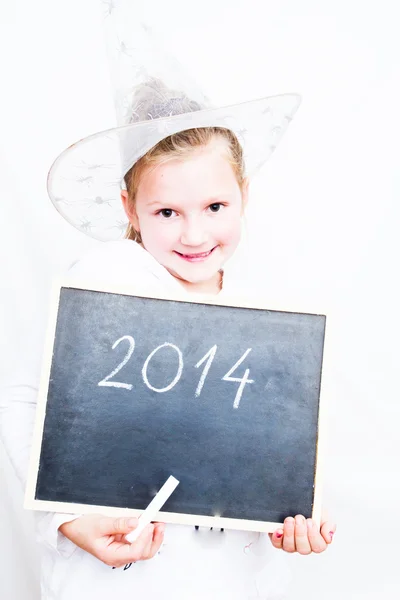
[176,271,217,284]
[166,263,221,285]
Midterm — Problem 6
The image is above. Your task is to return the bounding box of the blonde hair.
[123,127,245,242]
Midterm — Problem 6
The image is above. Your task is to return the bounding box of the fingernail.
[276,530,283,538]
[295,515,304,526]
[285,517,294,527]
[307,519,313,530]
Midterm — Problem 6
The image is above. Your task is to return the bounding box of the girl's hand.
[59,514,165,567]
[268,514,336,555]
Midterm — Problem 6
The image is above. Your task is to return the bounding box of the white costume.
[1,240,292,600]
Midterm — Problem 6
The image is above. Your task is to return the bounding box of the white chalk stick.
[126,476,179,543]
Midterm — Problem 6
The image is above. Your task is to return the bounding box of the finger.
[268,528,284,549]
[294,515,312,555]
[306,518,327,553]
[146,523,165,559]
[132,523,155,557]
[111,524,155,565]
[282,517,296,553]
[321,520,336,544]
[98,516,138,537]
[141,524,157,559]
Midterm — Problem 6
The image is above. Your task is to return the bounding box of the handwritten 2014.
[98,335,254,409]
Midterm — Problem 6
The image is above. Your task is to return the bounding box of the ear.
[241,177,249,213]
[120,190,140,232]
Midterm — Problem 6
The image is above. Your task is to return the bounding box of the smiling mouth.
[174,246,218,262]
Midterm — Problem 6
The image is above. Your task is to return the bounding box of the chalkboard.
[25,281,327,533]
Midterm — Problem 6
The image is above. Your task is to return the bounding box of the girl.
[1,28,336,600]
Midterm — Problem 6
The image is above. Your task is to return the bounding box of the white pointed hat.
[47,17,301,241]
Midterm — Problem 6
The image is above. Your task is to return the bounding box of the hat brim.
[47,93,301,241]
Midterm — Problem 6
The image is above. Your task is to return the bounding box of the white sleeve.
[0,310,80,558]
[35,512,81,558]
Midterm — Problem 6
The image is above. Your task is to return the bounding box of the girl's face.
[122,138,248,293]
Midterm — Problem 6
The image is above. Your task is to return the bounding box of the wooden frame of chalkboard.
[25,279,329,534]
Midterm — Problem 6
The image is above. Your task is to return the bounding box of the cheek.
[214,213,242,245]
[139,216,179,249]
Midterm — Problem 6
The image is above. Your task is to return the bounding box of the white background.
[1,1,399,598]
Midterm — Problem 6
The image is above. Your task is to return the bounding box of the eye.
[209,203,223,213]
[157,208,175,218]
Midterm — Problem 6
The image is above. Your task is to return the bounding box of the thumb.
[97,516,139,537]
[320,520,336,544]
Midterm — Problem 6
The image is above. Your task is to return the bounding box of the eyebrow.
[145,199,166,207]
[145,195,233,208]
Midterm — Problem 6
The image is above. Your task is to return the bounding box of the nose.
[180,218,209,247]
